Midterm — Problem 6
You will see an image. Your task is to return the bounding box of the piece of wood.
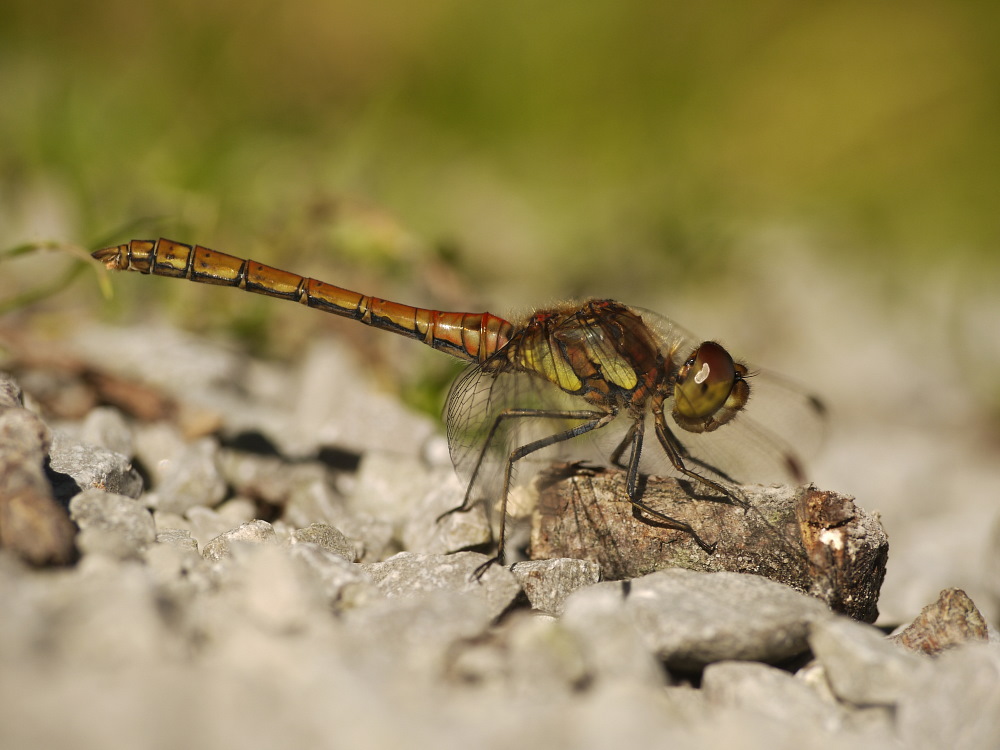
[529,464,887,622]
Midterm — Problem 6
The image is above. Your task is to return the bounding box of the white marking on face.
[694,362,710,384]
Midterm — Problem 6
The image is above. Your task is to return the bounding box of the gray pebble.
[559,584,667,689]
[202,519,278,561]
[148,437,228,514]
[286,541,376,608]
[186,498,256,549]
[702,660,846,733]
[47,431,143,501]
[72,323,246,400]
[808,615,930,706]
[151,509,190,533]
[363,551,522,621]
[284,340,436,459]
[896,642,1000,749]
[20,557,177,667]
[342,588,493,677]
[446,612,589,696]
[400,469,492,556]
[288,522,360,562]
[621,569,832,671]
[79,406,134,459]
[0,405,50,454]
[204,543,333,636]
[216,448,327,506]
[132,422,186,477]
[283,477,393,562]
[69,488,156,558]
[154,528,199,552]
[144,536,214,603]
[510,558,602,616]
[348,451,434,524]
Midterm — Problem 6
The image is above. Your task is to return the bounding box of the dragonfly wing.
[445,361,609,505]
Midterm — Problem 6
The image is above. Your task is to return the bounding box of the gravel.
[69,488,156,559]
[1,330,998,750]
[510,557,602,616]
[615,568,833,671]
[47,430,143,501]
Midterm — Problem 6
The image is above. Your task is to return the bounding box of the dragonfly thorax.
[505,300,665,410]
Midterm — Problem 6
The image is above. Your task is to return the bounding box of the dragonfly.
[92,238,824,574]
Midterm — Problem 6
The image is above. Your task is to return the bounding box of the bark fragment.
[529,464,887,622]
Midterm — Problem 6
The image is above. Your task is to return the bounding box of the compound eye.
[673,341,748,432]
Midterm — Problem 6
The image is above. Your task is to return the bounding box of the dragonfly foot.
[694,534,718,555]
[470,555,503,583]
[436,503,472,524]
[728,490,751,513]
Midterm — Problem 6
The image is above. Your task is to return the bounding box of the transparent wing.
[666,370,827,485]
[445,360,613,508]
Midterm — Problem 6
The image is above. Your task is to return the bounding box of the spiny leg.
[613,413,717,554]
[621,413,644,500]
[608,419,640,471]
[460,409,618,580]
[653,410,748,510]
[438,407,610,521]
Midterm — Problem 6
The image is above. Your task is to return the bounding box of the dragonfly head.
[672,341,749,433]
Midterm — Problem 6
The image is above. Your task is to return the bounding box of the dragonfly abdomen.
[93,238,514,363]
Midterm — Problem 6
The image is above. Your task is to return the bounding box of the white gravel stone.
[342,588,492,678]
[622,569,832,671]
[896,642,1000,749]
[286,540,375,608]
[702,660,848,734]
[149,437,228,514]
[69,488,156,558]
[400,468,492,555]
[283,476,394,562]
[154,528,199,552]
[511,557,602,616]
[79,406,134,458]
[185,497,257,548]
[288,521,360,561]
[48,432,143,500]
[808,615,931,706]
[561,583,669,689]
[283,340,437,458]
[363,551,522,621]
[202,519,278,561]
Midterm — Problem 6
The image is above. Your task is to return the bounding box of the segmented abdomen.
[92,238,513,363]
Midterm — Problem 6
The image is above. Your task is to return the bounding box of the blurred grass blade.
[0,240,108,314]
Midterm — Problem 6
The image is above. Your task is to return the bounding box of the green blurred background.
[1,0,998,391]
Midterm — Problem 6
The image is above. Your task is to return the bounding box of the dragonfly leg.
[627,498,717,554]
[621,413,644,500]
[437,407,611,521]
[608,420,640,471]
[449,407,617,580]
[653,411,748,510]
[610,414,717,554]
